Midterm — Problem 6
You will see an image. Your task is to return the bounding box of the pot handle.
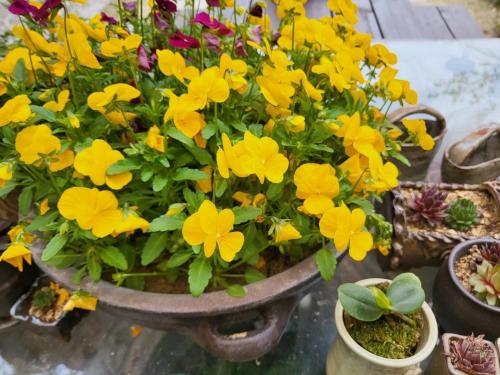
[388,105,446,125]
[188,296,298,362]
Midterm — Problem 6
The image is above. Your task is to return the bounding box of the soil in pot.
[343,283,425,359]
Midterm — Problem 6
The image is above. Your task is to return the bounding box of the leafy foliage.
[446,198,478,231]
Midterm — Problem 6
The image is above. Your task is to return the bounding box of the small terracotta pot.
[389,105,447,182]
[442,124,500,184]
[326,278,438,375]
[433,238,500,340]
[31,241,346,362]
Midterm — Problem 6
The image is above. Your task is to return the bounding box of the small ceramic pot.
[389,105,447,182]
[442,124,500,184]
[326,278,438,375]
[433,238,500,340]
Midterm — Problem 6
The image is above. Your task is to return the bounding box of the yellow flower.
[182,200,244,262]
[0,243,32,272]
[0,47,44,82]
[113,211,149,236]
[402,119,435,151]
[101,34,142,57]
[0,95,32,127]
[216,134,253,178]
[163,91,205,138]
[335,112,383,157]
[58,18,102,70]
[196,166,213,193]
[48,149,75,172]
[69,114,80,128]
[367,152,399,193]
[319,203,373,261]
[275,222,302,242]
[286,115,306,132]
[188,67,230,109]
[58,187,123,238]
[328,0,358,24]
[43,90,70,112]
[166,203,187,217]
[39,198,50,215]
[74,139,132,190]
[339,154,366,191]
[88,84,141,111]
[233,191,252,207]
[157,49,199,83]
[219,53,248,93]
[146,125,165,152]
[293,163,339,215]
[63,291,97,312]
[8,225,34,244]
[15,124,61,165]
[0,162,13,188]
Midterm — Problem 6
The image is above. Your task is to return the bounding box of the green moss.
[32,287,56,310]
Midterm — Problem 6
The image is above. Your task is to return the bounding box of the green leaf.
[152,175,168,192]
[166,251,192,268]
[369,286,392,311]
[201,121,218,139]
[41,234,68,261]
[125,276,145,291]
[232,206,262,225]
[309,144,334,153]
[18,187,33,216]
[45,253,83,269]
[98,246,128,271]
[387,273,425,314]
[141,232,168,266]
[30,105,57,122]
[107,159,141,175]
[315,247,337,281]
[183,188,205,213]
[215,178,228,198]
[72,266,87,285]
[166,127,195,147]
[0,182,16,199]
[173,168,207,181]
[244,268,266,284]
[25,211,59,231]
[338,283,383,322]
[226,284,246,298]
[148,215,185,232]
[140,167,154,182]
[390,151,411,167]
[267,182,284,201]
[13,58,28,83]
[88,254,102,281]
[188,146,213,165]
[349,198,375,215]
[188,256,212,297]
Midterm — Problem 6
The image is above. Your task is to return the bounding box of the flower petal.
[217,231,244,262]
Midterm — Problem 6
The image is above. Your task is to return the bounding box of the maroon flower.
[8,0,38,16]
[249,4,263,18]
[137,45,155,71]
[9,0,61,24]
[235,39,248,57]
[168,31,200,49]
[154,12,169,30]
[204,33,221,54]
[100,12,118,25]
[206,0,219,6]
[155,0,177,12]
[193,12,233,36]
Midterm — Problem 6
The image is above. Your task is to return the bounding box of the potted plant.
[0,0,421,361]
[379,181,500,270]
[326,273,438,375]
[433,238,500,339]
[388,105,447,181]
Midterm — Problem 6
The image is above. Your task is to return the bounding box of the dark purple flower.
[206,0,219,6]
[249,4,263,18]
[168,31,200,49]
[8,0,38,16]
[137,45,156,71]
[33,0,61,23]
[204,33,221,54]
[249,25,261,44]
[235,38,248,57]
[155,0,177,12]
[123,1,137,12]
[193,12,233,36]
[154,12,169,30]
[100,12,118,25]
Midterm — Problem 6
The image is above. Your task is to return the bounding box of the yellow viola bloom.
[15,124,61,165]
[196,166,213,193]
[39,198,50,215]
[63,291,97,312]
[88,83,141,111]
[328,0,358,25]
[58,187,123,238]
[8,225,34,244]
[402,119,435,151]
[293,163,339,215]
[182,200,244,262]
[276,0,305,18]
[0,162,13,188]
[233,192,253,207]
[59,18,102,70]
[0,47,44,82]
[101,35,142,57]
[275,222,302,242]
[69,114,81,128]
[113,211,149,236]
[286,115,306,133]
[0,95,32,127]
[188,67,230,109]
[319,203,373,261]
[219,53,248,93]
[48,149,75,172]
[146,125,165,152]
[166,203,187,217]
[367,151,399,193]
[0,243,32,272]
[157,49,199,83]
[43,90,70,112]
[163,91,205,138]
[74,139,132,190]
[335,112,384,157]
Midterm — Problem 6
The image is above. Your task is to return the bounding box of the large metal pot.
[32,242,345,362]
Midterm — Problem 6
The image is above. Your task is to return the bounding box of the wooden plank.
[357,11,382,39]
[414,6,453,39]
[438,4,484,38]
[370,0,425,39]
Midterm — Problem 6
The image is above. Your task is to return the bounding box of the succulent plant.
[480,243,500,264]
[469,261,500,306]
[32,287,56,310]
[409,187,449,226]
[448,334,497,375]
[446,198,478,231]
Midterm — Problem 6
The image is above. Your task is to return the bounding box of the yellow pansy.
[87,83,141,111]
[367,151,399,193]
[101,34,142,57]
[339,154,366,191]
[58,187,123,238]
[69,114,80,128]
[163,91,205,138]
[39,198,50,215]
[0,162,13,188]
[293,163,339,215]
[233,192,252,207]
[146,125,165,152]
[196,166,213,193]
[286,115,306,132]
[276,0,305,18]
[43,90,70,112]
[402,119,435,151]
[328,0,358,24]
[0,95,32,127]
[188,67,230,109]
[335,112,384,157]
[113,211,149,236]
[48,149,75,172]
[157,49,199,83]
[15,124,61,165]
[319,203,373,261]
[8,225,35,244]
[275,222,302,242]
[166,203,187,217]
[182,200,244,262]
[219,53,248,93]
[0,243,32,272]
[74,139,132,190]
[63,292,97,312]
[0,47,44,82]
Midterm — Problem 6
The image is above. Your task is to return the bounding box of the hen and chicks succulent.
[448,334,497,375]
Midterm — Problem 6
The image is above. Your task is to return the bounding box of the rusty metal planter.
[378,181,500,270]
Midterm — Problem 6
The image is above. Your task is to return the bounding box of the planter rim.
[31,241,343,317]
[334,277,438,368]
[447,238,500,314]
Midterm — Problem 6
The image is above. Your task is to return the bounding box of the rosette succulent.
[409,187,449,226]
[469,261,500,306]
[480,243,500,264]
[446,198,478,231]
[448,334,497,375]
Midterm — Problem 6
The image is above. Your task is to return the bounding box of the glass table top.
[1,39,500,375]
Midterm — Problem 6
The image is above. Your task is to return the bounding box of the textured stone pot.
[442,124,500,184]
[32,242,345,362]
[326,278,438,375]
[0,193,18,232]
[389,105,447,182]
[433,238,500,340]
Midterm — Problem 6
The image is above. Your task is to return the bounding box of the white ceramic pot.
[326,278,438,375]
